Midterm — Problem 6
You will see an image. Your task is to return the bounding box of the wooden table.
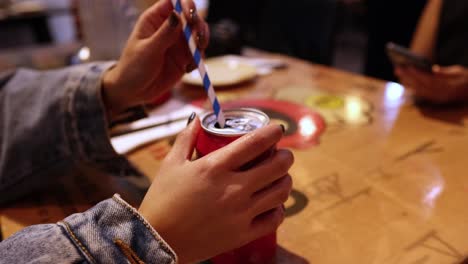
[2,50,468,264]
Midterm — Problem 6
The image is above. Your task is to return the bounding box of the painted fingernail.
[280,124,286,134]
[189,8,198,24]
[187,112,196,126]
[169,11,179,27]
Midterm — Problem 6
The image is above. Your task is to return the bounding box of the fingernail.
[187,112,196,126]
[169,11,179,27]
[280,124,286,134]
[189,8,198,24]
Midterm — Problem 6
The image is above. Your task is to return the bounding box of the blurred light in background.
[299,116,317,138]
[384,82,405,102]
[345,97,363,122]
[77,46,90,61]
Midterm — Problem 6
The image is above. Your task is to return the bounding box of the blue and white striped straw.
[171,0,226,128]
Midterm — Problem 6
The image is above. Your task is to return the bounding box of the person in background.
[205,0,337,65]
[395,0,468,104]
[365,0,427,81]
[78,0,140,60]
[255,0,337,65]
[0,0,293,263]
[78,0,208,60]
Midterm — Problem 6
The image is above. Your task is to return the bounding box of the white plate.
[182,56,258,87]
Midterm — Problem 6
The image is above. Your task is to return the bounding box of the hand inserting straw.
[171,0,226,128]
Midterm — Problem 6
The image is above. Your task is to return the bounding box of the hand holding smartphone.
[386,42,434,73]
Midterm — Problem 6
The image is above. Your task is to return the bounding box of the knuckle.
[184,0,196,8]
[250,133,271,151]
[253,208,284,238]
[196,158,215,176]
[278,161,289,175]
[283,174,293,190]
[285,150,295,164]
[283,176,293,198]
[204,155,223,171]
[174,135,186,147]
[278,184,291,202]
[278,191,289,204]
[177,127,190,139]
[139,11,150,23]
[162,151,177,164]
[271,176,292,203]
[251,125,282,148]
[277,151,294,172]
[271,208,285,229]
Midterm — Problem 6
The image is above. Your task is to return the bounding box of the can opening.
[202,108,269,136]
[214,119,233,129]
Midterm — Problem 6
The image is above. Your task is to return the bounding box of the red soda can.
[195,108,277,264]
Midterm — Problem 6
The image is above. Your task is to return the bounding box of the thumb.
[149,11,182,52]
[168,113,201,162]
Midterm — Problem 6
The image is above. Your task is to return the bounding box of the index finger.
[211,124,284,170]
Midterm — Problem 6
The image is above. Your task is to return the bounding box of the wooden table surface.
[2,50,468,263]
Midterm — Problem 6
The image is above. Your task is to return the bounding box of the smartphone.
[386,42,433,73]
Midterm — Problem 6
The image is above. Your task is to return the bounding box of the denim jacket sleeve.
[0,63,138,204]
[0,194,178,264]
[0,64,178,263]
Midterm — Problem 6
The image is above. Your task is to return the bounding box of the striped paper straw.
[171,0,226,128]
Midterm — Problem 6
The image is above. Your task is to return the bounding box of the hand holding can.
[196,108,291,264]
[139,113,294,264]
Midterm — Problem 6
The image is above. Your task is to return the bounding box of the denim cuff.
[60,194,177,263]
[64,62,139,176]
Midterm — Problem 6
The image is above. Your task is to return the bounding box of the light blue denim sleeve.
[0,63,139,204]
[0,194,178,264]
[0,65,178,263]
